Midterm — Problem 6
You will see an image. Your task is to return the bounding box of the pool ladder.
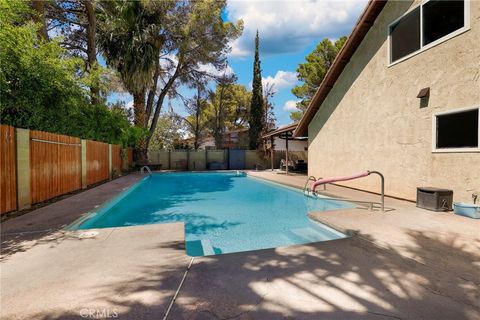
[303,176,325,194]
[141,166,152,175]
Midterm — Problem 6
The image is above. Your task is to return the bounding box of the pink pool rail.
[312,171,370,192]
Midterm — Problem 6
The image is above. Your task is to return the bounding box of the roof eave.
[262,123,298,139]
[293,0,387,137]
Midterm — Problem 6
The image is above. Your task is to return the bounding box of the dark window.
[390,7,420,62]
[436,109,479,149]
[423,0,464,46]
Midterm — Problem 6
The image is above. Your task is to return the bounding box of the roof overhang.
[263,123,307,140]
[293,0,387,137]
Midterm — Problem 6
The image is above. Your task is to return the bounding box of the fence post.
[108,144,113,179]
[16,128,31,210]
[121,148,127,171]
[205,149,208,169]
[81,140,87,189]
[168,150,171,170]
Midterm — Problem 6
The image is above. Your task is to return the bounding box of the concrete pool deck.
[1,171,479,319]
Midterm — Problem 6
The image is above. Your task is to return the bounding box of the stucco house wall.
[308,0,480,202]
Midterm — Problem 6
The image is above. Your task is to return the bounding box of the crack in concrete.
[367,310,403,319]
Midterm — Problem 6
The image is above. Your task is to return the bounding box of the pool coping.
[65,175,152,230]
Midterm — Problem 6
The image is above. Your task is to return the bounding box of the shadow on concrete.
[23,232,480,320]
[0,175,143,261]
[0,173,238,260]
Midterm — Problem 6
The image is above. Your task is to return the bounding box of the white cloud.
[262,70,297,90]
[226,0,367,57]
[196,63,234,77]
[283,100,299,111]
[126,100,133,110]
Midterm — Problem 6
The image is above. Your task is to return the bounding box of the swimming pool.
[74,172,352,256]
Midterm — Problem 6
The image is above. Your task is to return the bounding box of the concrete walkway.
[1,171,479,319]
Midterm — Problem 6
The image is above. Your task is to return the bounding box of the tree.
[148,107,185,151]
[96,0,173,160]
[97,0,242,159]
[144,0,243,150]
[181,76,250,150]
[248,31,264,149]
[230,83,251,128]
[0,0,87,133]
[206,73,236,148]
[183,86,209,150]
[263,82,276,133]
[290,37,347,121]
[46,0,101,105]
[202,75,251,149]
[30,0,48,40]
[0,0,140,146]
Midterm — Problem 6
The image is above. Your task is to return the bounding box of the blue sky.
[109,0,367,127]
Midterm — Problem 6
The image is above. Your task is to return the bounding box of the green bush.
[0,0,140,147]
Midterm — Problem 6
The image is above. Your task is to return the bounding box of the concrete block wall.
[145,150,304,171]
[15,128,30,210]
[189,151,207,170]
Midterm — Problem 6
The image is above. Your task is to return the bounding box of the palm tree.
[96,0,167,160]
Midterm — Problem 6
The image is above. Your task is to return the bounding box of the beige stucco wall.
[308,0,480,202]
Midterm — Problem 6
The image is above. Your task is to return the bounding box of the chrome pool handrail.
[368,171,385,212]
[303,176,317,194]
[303,176,326,194]
[141,166,152,175]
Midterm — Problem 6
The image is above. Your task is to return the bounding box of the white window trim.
[387,0,471,67]
[431,106,480,153]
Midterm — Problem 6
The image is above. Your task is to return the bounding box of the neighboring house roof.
[226,128,249,134]
[293,0,387,137]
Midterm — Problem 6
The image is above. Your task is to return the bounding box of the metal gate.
[228,149,245,170]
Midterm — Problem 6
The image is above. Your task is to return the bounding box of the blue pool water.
[75,172,351,256]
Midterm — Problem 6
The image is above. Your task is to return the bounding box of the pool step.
[185,239,215,256]
[201,239,215,255]
[286,227,334,243]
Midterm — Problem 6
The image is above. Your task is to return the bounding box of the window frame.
[388,0,470,66]
[431,106,480,153]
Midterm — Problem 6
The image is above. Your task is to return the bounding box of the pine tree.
[248,31,264,149]
[290,37,347,121]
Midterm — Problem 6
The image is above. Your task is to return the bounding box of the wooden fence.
[0,126,134,215]
[30,130,82,204]
[125,148,133,169]
[111,144,122,174]
[0,125,17,214]
[86,140,109,186]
